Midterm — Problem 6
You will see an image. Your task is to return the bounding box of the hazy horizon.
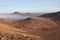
[0,0,60,13]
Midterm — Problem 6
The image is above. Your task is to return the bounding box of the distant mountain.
[39,11,60,22]
[12,12,21,14]
[12,12,42,17]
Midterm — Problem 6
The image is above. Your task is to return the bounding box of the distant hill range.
[12,12,42,17]
[39,11,60,22]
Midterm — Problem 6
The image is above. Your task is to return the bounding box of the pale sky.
[0,0,60,13]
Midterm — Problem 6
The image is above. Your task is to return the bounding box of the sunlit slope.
[0,23,42,40]
[0,12,60,40]
[11,18,60,40]
[0,23,26,34]
[21,18,60,40]
[0,17,60,40]
[13,18,58,29]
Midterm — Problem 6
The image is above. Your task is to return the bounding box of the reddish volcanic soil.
[0,12,60,40]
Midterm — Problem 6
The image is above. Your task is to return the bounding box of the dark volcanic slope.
[40,11,60,21]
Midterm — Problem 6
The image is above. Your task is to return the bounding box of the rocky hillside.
[0,11,60,40]
[0,23,41,40]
